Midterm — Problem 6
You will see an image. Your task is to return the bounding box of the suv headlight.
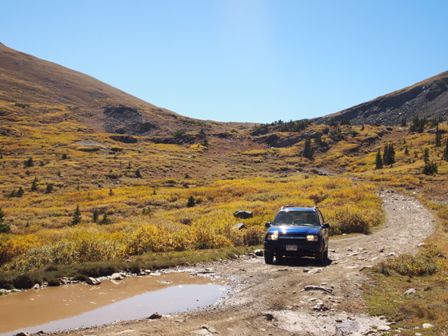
[266,231,279,241]
[306,235,318,242]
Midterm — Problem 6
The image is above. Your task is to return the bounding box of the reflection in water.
[0,273,226,336]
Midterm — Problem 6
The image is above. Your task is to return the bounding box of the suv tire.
[316,248,329,265]
[264,251,274,264]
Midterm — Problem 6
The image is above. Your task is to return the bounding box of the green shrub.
[375,253,438,277]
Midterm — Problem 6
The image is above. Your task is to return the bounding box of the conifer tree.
[71,205,81,225]
[135,168,143,178]
[187,196,196,208]
[423,148,438,175]
[382,143,395,165]
[375,149,383,169]
[24,157,34,168]
[388,143,395,165]
[92,209,99,223]
[45,183,54,194]
[444,139,448,161]
[0,208,10,233]
[382,144,389,164]
[100,212,111,225]
[31,177,38,191]
[303,138,314,159]
[435,126,442,147]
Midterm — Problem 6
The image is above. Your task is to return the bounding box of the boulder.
[254,249,264,257]
[403,288,416,296]
[233,223,246,230]
[233,210,253,219]
[148,312,162,319]
[111,273,125,281]
[86,277,101,286]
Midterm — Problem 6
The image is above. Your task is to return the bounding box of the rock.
[304,285,333,295]
[377,325,391,331]
[191,330,213,336]
[32,283,40,290]
[86,277,101,285]
[422,323,434,329]
[254,249,264,257]
[264,313,275,321]
[403,288,417,296]
[201,324,218,334]
[312,301,329,311]
[233,210,253,219]
[14,332,30,336]
[148,312,162,319]
[111,273,125,281]
[60,277,71,285]
[233,223,246,230]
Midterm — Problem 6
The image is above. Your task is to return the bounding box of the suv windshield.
[273,211,319,226]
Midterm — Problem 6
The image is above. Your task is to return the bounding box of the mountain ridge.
[316,71,448,125]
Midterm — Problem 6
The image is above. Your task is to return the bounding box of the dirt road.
[60,191,434,336]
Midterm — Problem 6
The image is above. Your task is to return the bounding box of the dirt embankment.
[59,191,434,336]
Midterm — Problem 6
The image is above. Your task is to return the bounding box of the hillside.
[316,71,448,125]
[0,43,238,135]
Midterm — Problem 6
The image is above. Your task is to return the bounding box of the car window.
[273,211,319,226]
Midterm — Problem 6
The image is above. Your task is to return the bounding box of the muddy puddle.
[0,272,226,336]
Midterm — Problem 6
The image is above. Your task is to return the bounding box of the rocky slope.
[316,71,448,125]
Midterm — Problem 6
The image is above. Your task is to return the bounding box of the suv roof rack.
[280,205,318,210]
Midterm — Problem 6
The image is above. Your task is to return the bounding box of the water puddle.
[0,272,226,336]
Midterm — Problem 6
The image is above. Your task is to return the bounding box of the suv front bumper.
[264,239,322,257]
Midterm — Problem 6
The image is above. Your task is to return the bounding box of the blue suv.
[264,206,330,265]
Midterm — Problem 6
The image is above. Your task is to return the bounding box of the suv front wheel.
[264,251,274,264]
[316,248,329,265]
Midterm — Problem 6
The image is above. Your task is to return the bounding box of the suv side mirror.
[322,223,330,229]
[265,222,271,228]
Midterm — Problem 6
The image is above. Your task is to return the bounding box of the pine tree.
[187,196,196,208]
[71,205,81,225]
[135,168,143,178]
[404,146,409,155]
[382,144,389,164]
[303,138,314,159]
[388,143,395,165]
[23,157,34,168]
[16,187,24,197]
[400,117,407,127]
[423,148,430,163]
[45,183,54,194]
[423,148,437,175]
[435,127,442,147]
[375,149,383,169]
[92,209,99,223]
[31,177,38,191]
[100,212,111,225]
[109,188,114,196]
[444,139,448,161]
[0,208,10,233]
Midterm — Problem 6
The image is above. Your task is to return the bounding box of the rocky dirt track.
[60,191,434,336]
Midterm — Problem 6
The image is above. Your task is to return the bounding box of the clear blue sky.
[1,0,447,123]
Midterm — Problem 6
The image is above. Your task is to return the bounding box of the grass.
[0,245,254,290]
[0,175,382,274]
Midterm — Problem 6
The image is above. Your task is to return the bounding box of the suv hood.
[268,225,321,235]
